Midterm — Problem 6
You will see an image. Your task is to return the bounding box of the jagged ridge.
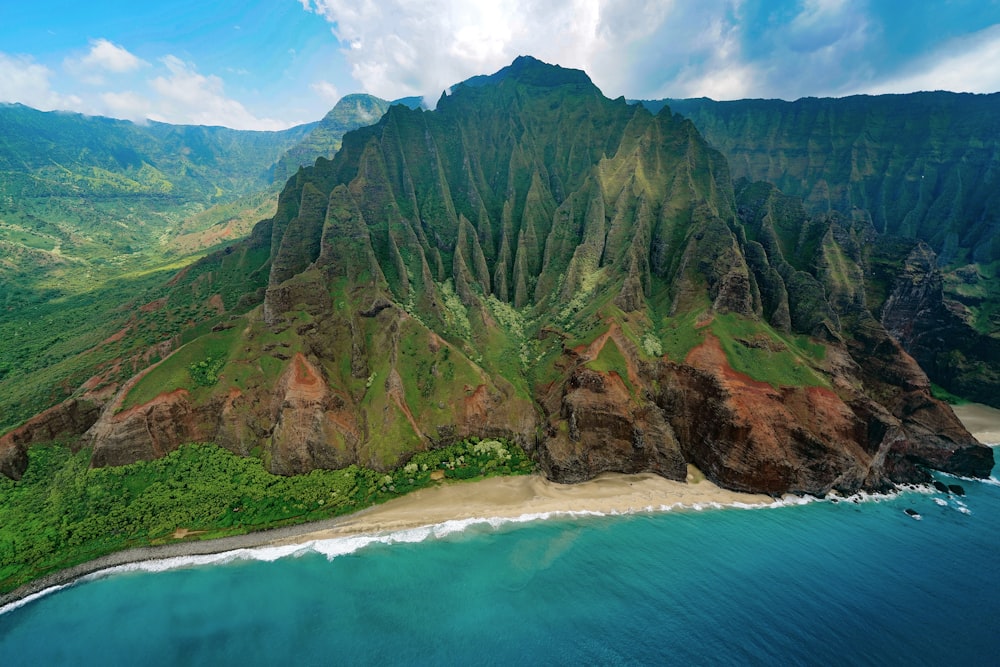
[650,94,1000,405]
[5,58,992,495]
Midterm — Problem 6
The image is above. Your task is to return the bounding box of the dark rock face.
[0,439,28,481]
[267,354,358,475]
[85,390,208,467]
[538,367,686,484]
[882,244,1000,406]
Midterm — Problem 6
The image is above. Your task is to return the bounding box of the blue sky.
[2,0,1000,130]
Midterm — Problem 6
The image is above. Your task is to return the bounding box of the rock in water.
[933,480,950,494]
[948,484,966,496]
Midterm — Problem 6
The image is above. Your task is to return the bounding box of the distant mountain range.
[634,94,1000,405]
[3,57,991,499]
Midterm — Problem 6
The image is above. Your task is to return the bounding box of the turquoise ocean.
[2,448,998,666]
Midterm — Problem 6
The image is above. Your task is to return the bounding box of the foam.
[59,495,878,575]
[0,583,71,616]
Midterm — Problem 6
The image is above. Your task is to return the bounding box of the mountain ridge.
[640,93,1000,406]
[4,57,988,497]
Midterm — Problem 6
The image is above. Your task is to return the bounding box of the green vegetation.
[710,313,827,388]
[0,438,532,595]
[659,309,708,362]
[931,383,969,405]
[189,356,227,387]
[0,95,396,434]
[585,337,634,392]
[120,323,244,410]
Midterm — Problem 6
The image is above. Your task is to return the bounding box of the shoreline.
[4,402,1000,612]
[0,469,772,612]
[267,469,775,547]
[953,402,1000,445]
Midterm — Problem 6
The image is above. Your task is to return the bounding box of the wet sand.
[954,402,1000,445]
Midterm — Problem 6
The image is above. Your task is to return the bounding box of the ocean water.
[2,453,999,666]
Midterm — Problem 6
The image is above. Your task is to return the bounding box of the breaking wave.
[3,470,991,616]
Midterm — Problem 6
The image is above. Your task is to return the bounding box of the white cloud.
[311,80,340,105]
[861,24,1000,95]
[147,55,290,129]
[4,48,300,130]
[79,39,146,73]
[99,90,154,123]
[0,52,81,111]
[301,0,610,103]
[64,39,148,86]
[300,0,774,103]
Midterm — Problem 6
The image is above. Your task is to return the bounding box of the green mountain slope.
[643,94,1000,404]
[9,57,987,499]
[0,99,394,433]
[270,94,391,184]
[0,104,314,303]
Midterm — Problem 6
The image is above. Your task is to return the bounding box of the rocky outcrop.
[0,398,102,480]
[268,354,358,475]
[882,244,1000,406]
[85,390,210,467]
[539,367,686,484]
[656,336,873,495]
[537,327,991,495]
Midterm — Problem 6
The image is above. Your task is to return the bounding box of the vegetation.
[4,57,996,600]
[0,438,532,595]
[710,313,827,388]
[586,337,634,393]
[0,97,393,434]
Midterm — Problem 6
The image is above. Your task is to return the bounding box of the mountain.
[0,103,314,302]
[4,57,989,495]
[638,94,1000,405]
[270,94,391,184]
[0,99,392,436]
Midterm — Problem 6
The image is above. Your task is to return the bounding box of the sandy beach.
[954,402,1000,445]
[272,400,1000,546]
[269,467,774,547]
[4,402,997,610]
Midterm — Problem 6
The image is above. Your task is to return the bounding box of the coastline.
[267,468,774,547]
[953,402,1000,445]
[0,468,771,612]
[4,402,999,612]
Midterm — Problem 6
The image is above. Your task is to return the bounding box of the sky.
[2,0,1000,130]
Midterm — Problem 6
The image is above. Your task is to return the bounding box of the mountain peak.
[323,93,389,123]
[458,55,593,90]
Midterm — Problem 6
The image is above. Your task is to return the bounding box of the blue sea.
[2,450,998,666]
